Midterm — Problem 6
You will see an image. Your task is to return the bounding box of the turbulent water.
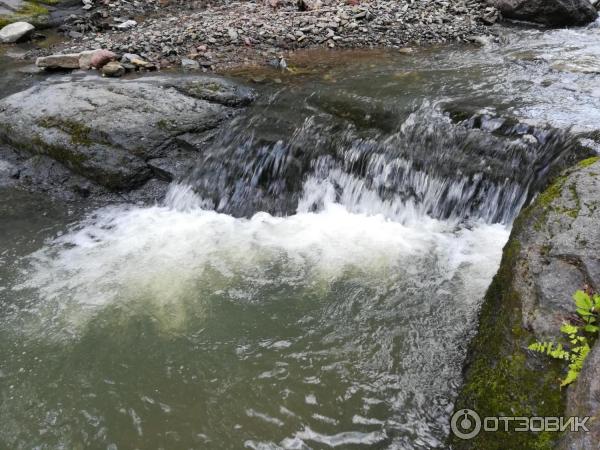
[1,21,600,450]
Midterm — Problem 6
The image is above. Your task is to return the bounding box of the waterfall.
[176,101,579,224]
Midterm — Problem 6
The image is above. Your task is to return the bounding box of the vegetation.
[529,290,600,387]
[0,0,54,28]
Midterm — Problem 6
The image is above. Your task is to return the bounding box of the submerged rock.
[453,156,600,449]
[0,20,33,43]
[491,0,598,27]
[0,76,255,193]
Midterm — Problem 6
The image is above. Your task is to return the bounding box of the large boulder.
[491,0,598,27]
[0,76,255,192]
[452,157,600,449]
[0,20,33,42]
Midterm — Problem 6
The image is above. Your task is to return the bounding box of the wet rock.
[467,35,492,47]
[453,156,600,449]
[101,61,125,77]
[491,0,598,27]
[175,77,256,107]
[148,154,197,181]
[36,53,81,69]
[0,21,34,43]
[0,77,254,193]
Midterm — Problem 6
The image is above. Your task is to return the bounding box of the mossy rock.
[451,156,600,449]
[0,0,60,29]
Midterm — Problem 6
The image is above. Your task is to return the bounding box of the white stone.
[116,20,137,30]
[0,21,34,43]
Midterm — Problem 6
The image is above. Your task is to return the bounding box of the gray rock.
[36,53,81,70]
[516,160,600,339]
[454,157,600,449]
[0,77,254,192]
[490,0,598,26]
[0,21,34,43]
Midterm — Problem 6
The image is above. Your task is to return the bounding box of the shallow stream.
[1,21,600,449]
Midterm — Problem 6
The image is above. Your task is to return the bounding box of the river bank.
[6,0,496,70]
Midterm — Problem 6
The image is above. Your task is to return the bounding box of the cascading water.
[1,22,598,450]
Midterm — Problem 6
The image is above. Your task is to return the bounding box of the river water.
[1,21,599,450]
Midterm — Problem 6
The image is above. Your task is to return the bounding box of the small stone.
[116,20,137,30]
[101,61,125,77]
[228,28,238,40]
[121,53,141,64]
[181,58,199,70]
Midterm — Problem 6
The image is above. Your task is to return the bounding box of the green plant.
[528,290,600,387]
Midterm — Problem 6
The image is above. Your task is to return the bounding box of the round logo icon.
[451,409,482,440]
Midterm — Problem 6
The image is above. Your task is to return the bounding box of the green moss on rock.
[36,116,95,146]
[0,0,53,28]
[451,190,568,450]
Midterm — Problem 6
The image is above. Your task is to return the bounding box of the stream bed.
[1,21,600,450]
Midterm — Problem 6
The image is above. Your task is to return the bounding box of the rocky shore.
[35,0,497,70]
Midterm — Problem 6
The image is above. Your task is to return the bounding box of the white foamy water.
[11,184,508,338]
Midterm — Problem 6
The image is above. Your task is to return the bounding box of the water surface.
[1,20,599,450]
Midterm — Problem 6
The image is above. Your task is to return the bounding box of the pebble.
[101,61,125,77]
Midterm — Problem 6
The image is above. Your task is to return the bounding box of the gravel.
[48,0,498,70]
